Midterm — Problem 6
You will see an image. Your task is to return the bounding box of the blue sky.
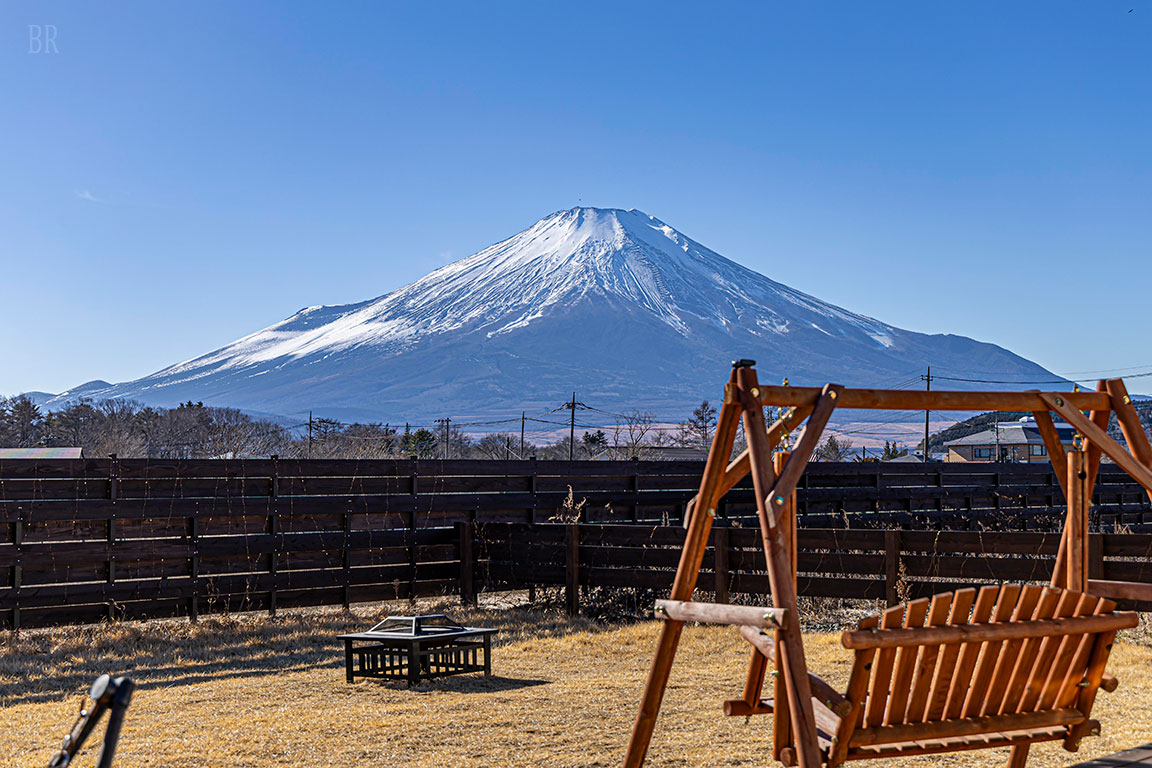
[2,2,1150,396]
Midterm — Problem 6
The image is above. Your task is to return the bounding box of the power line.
[932,372,1152,385]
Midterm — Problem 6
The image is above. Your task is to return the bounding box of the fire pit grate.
[338,614,498,685]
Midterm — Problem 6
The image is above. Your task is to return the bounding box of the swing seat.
[736,584,1137,767]
[623,366,1152,768]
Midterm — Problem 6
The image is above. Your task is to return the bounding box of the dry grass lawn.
[3,599,1151,768]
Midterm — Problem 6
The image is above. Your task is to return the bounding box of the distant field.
[3,600,1151,768]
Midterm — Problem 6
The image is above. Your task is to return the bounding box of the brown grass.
[2,600,1150,768]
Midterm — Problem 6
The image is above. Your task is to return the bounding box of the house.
[943,416,1075,463]
[593,446,709,461]
[884,453,927,463]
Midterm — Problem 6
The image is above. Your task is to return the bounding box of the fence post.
[1088,532,1104,581]
[189,512,200,622]
[884,530,901,607]
[713,526,730,604]
[342,511,351,609]
[269,455,279,617]
[631,468,640,523]
[10,517,22,632]
[457,521,475,605]
[107,455,119,621]
[565,524,580,616]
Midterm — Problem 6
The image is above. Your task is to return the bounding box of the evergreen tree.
[675,400,717,452]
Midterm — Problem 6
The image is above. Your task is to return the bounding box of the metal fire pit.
[338,614,497,685]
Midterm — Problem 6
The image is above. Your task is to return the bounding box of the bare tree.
[475,432,519,460]
[610,409,656,459]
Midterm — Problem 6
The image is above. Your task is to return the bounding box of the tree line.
[0,396,730,460]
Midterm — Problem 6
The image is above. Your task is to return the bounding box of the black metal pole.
[95,678,134,768]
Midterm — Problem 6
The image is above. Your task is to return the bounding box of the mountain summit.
[39,207,1058,422]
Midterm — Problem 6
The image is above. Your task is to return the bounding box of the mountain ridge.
[32,207,1062,423]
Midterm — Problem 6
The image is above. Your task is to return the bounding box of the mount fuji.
[38,207,1060,424]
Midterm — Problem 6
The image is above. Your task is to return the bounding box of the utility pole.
[436,417,451,460]
[520,411,526,459]
[308,411,313,459]
[569,392,576,461]
[923,367,932,463]
[994,417,1001,462]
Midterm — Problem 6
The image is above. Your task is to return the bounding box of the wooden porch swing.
[623,361,1152,768]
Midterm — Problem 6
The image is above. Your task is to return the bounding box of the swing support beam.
[622,362,1152,768]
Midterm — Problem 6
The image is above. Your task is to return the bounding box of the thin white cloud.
[74,189,171,209]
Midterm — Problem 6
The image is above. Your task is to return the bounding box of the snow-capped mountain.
[36,207,1060,423]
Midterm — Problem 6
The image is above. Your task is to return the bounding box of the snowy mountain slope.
[38,208,1061,423]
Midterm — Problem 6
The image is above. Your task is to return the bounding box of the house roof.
[0,447,83,459]
[944,419,1075,448]
[595,446,709,460]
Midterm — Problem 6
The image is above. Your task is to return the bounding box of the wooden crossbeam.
[654,600,786,629]
[682,406,812,528]
[1088,579,1152,603]
[767,387,841,523]
[753,385,1110,413]
[1040,393,1152,495]
[1106,378,1152,505]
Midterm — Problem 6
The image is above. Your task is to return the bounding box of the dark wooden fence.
[473,522,1152,614]
[2,458,1151,629]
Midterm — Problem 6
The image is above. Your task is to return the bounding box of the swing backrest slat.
[830,586,1135,767]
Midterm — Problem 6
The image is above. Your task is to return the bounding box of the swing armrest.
[655,600,787,629]
[739,625,850,716]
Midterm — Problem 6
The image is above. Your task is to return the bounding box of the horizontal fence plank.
[2,458,1150,629]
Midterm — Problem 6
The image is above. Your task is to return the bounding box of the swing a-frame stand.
[623,361,1152,768]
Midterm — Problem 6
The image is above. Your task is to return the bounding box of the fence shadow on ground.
[0,598,611,707]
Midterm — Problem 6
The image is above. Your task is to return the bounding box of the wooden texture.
[737,625,849,715]
[4,460,1150,533]
[741,371,840,768]
[771,450,796,762]
[754,384,1111,412]
[904,592,953,723]
[1041,392,1152,495]
[1088,579,1152,603]
[1108,378,1152,505]
[565,524,580,616]
[654,599,786,628]
[842,609,1138,650]
[1067,451,1089,592]
[622,370,744,768]
[1032,410,1070,499]
[836,586,1128,766]
[849,707,1084,747]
